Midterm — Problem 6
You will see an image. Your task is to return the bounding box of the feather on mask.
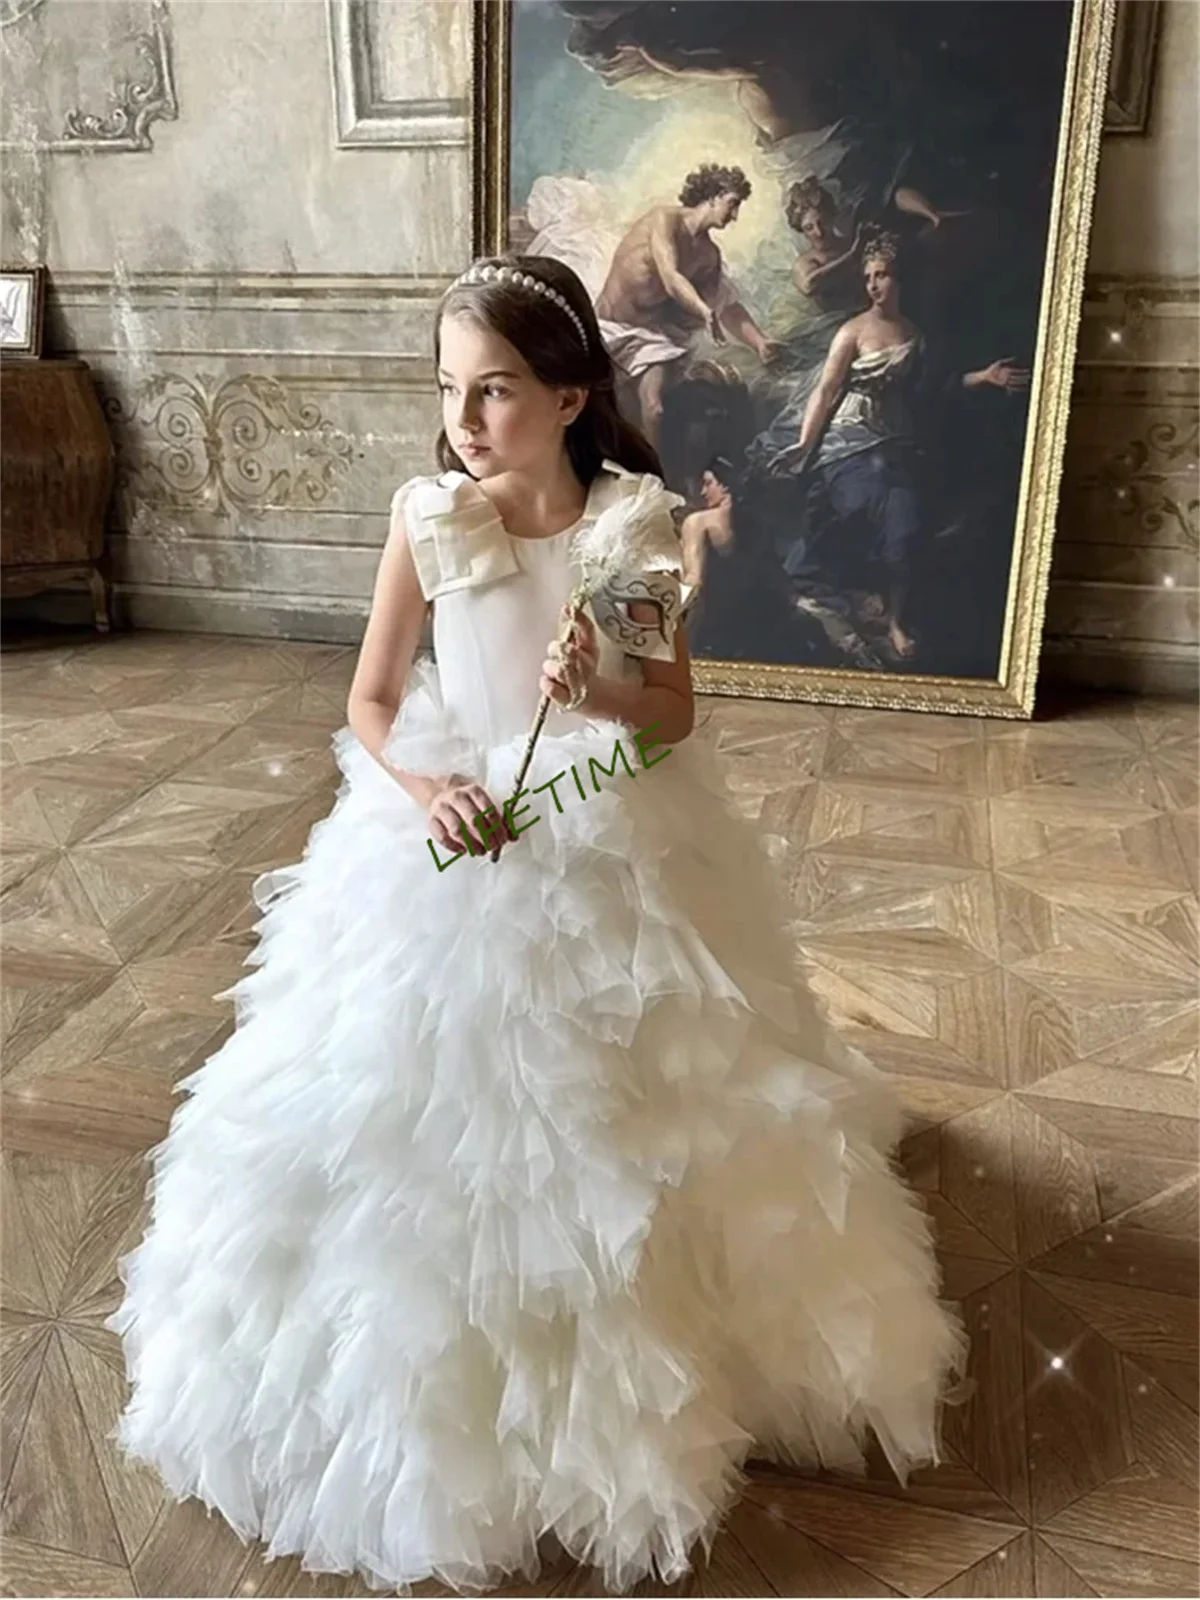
[568,475,686,662]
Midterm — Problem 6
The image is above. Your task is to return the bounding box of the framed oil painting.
[474,0,1117,717]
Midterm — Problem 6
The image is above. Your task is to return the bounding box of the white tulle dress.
[107,459,966,1595]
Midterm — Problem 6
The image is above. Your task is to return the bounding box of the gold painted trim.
[472,0,510,259]
[472,0,1117,718]
[1083,274,1200,305]
[998,0,1117,716]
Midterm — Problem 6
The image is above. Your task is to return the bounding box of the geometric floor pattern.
[1,632,1196,1598]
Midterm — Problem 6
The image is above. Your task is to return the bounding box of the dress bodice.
[433,527,638,747]
[395,461,679,748]
[816,335,922,469]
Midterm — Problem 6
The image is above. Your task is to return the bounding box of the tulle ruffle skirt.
[106,661,966,1593]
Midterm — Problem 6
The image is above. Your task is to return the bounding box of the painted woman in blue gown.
[748,232,1028,665]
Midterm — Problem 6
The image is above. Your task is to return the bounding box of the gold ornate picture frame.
[474,0,1116,717]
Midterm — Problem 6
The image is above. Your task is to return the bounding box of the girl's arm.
[346,495,438,809]
[348,496,520,855]
[579,601,696,746]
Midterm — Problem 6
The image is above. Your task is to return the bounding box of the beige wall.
[2,0,469,642]
[1089,0,1198,278]
[1046,0,1200,695]
[2,0,1197,692]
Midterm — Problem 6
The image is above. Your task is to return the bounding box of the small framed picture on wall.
[0,266,46,359]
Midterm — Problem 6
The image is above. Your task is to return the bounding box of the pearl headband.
[449,262,589,351]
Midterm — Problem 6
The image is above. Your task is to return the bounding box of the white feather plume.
[565,479,687,665]
[568,480,683,581]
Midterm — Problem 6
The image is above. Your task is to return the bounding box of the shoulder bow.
[402,474,519,600]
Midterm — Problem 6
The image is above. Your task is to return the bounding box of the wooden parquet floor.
[1,633,1196,1599]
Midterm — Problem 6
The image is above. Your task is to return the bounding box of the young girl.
[107,254,966,1595]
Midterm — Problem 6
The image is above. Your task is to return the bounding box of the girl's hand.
[425,772,515,856]
[540,607,599,711]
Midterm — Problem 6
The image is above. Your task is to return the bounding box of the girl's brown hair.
[434,254,663,485]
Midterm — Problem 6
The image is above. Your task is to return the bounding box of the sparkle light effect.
[1025,1332,1092,1402]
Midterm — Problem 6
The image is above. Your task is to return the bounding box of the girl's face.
[438,314,585,480]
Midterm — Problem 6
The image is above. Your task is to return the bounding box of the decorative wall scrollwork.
[1072,408,1200,548]
[103,372,361,519]
[59,0,178,152]
[0,0,47,30]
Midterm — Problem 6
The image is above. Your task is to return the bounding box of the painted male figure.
[595,163,780,443]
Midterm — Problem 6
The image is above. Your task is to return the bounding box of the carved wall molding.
[59,0,178,153]
[48,270,455,362]
[1104,0,1162,133]
[325,0,468,148]
[49,268,453,305]
[1062,361,1199,548]
[0,0,47,30]
[102,371,362,520]
[1076,275,1200,366]
[0,0,178,152]
[49,266,1199,318]
[1049,275,1198,696]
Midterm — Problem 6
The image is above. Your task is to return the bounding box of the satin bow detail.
[403,475,520,600]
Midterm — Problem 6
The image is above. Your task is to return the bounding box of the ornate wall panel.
[326,0,470,148]
[0,0,178,153]
[1047,278,1199,695]
[1105,0,1162,133]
